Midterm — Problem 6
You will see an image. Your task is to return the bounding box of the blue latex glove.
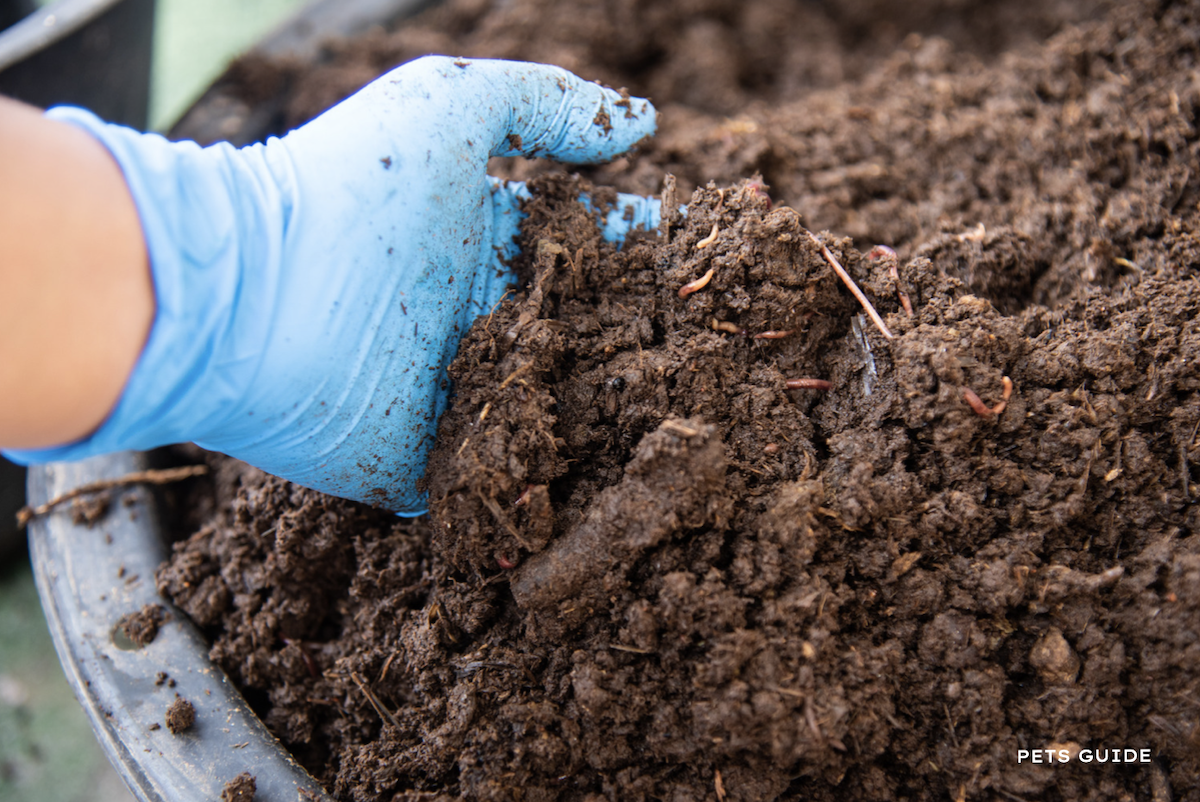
[4,57,662,514]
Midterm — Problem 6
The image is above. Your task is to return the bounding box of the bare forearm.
[0,96,153,449]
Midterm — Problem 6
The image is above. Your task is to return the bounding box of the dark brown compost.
[158,1,1200,800]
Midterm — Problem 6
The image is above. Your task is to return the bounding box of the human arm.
[0,95,153,449]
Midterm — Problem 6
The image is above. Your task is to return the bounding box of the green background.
[150,0,309,131]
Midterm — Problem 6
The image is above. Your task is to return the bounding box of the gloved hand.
[5,57,661,514]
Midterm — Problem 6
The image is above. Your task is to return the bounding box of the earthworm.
[513,485,533,507]
[678,267,715,298]
[283,638,320,680]
[962,388,991,417]
[992,376,1014,414]
[496,553,518,570]
[696,223,720,249]
[963,377,1013,417]
[786,378,833,390]
[746,180,773,208]
[754,329,795,339]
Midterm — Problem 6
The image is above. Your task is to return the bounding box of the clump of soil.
[220,772,256,802]
[159,1,1200,801]
[118,603,166,647]
[164,697,195,734]
[69,493,110,526]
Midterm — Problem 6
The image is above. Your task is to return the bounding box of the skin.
[0,96,153,449]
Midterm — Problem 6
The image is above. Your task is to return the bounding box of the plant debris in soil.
[158,1,1200,801]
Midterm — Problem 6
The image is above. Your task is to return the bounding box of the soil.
[220,772,257,802]
[164,697,195,734]
[118,603,165,648]
[158,1,1200,801]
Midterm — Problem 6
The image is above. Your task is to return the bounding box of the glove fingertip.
[484,61,657,164]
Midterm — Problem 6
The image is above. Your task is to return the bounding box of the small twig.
[808,230,894,339]
[475,488,526,545]
[499,362,533,390]
[662,420,702,438]
[944,703,959,749]
[378,652,398,684]
[350,672,401,730]
[16,465,209,528]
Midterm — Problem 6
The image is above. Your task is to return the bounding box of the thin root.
[350,672,401,730]
[809,231,893,339]
[16,465,209,528]
[679,267,715,298]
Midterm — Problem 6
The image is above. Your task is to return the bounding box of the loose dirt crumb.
[220,772,256,802]
[118,604,165,648]
[165,697,195,734]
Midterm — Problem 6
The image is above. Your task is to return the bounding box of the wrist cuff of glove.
[4,107,281,466]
